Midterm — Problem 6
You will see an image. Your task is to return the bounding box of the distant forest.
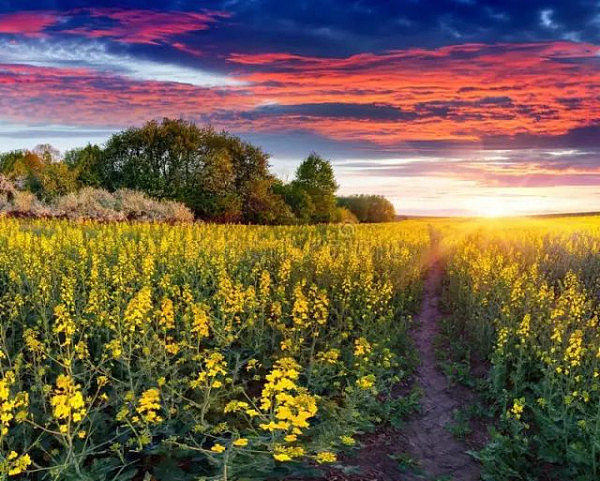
[0,118,395,224]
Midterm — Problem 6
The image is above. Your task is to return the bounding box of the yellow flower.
[123,286,153,334]
[273,444,305,462]
[50,375,86,431]
[157,298,175,330]
[258,358,318,436]
[7,453,31,476]
[211,443,226,453]
[136,388,162,424]
[316,349,340,364]
[316,451,337,464]
[565,330,584,367]
[356,375,375,390]
[53,304,76,343]
[233,438,248,447]
[0,372,29,437]
[354,337,372,358]
[509,397,525,420]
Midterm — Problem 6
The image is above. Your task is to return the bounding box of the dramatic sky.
[1,1,599,215]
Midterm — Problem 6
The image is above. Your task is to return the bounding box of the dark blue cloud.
[483,124,600,149]
[242,103,417,121]
[2,1,599,58]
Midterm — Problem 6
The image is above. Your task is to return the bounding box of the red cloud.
[62,9,230,44]
[225,42,600,144]
[0,41,598,150]
[0,11,60,37]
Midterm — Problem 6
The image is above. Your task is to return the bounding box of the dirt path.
[302,256,483,481]
[397,258,481,481]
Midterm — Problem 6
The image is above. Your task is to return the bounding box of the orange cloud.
[0,41,598,150]
[0,9,229,45]
[226,42,600,144]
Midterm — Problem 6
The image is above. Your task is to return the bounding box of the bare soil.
[396,259,481,480]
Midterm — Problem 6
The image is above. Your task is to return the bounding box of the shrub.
[0,175,194,223]
[0,175,17,206]
[114,189,195,222]
[53,188,194,222]
[54,187,125,221]
[9,191,53,217]
[0,175,52,218]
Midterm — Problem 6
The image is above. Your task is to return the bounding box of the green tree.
[101,118,287,223]
[0,148,78,200]
[0,150,44,189]
[292,153,338,223]
[64,144,104,187]
[33,163,78,201]
[334,206,359,224]
[337,195,396,223]
[274,181,315,224]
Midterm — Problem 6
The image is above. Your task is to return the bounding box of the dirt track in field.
[396,258,481,481]
[311,255,483,481]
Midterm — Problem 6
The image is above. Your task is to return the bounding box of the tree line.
[0,118,396,224]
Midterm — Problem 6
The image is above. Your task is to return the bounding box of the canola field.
[0,217,599,480]
[0,219,428,480]
[442,217,600,480]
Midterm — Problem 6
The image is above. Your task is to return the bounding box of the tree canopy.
[276,153,339,224]
[0,146,78,201]
[0,118,397,224]
[337,194,396,223]
[98,118,289,223]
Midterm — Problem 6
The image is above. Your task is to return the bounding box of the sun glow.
[475,200,512,218]
[470,195,529,218]
[466,191,575,218]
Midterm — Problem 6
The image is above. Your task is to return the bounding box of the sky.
[0,1,599,216]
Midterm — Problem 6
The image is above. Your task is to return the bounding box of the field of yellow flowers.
[3,215,600,480]
[0,219,429,480]
[442,216,600,481]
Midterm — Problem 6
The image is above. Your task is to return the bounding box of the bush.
[9,191,53,218]
[0,175,16,205]
[113,189,194,222]
[54,188,194,222]
[0,176,194,223]
[54,188,125,221]
[0,175,52,217]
